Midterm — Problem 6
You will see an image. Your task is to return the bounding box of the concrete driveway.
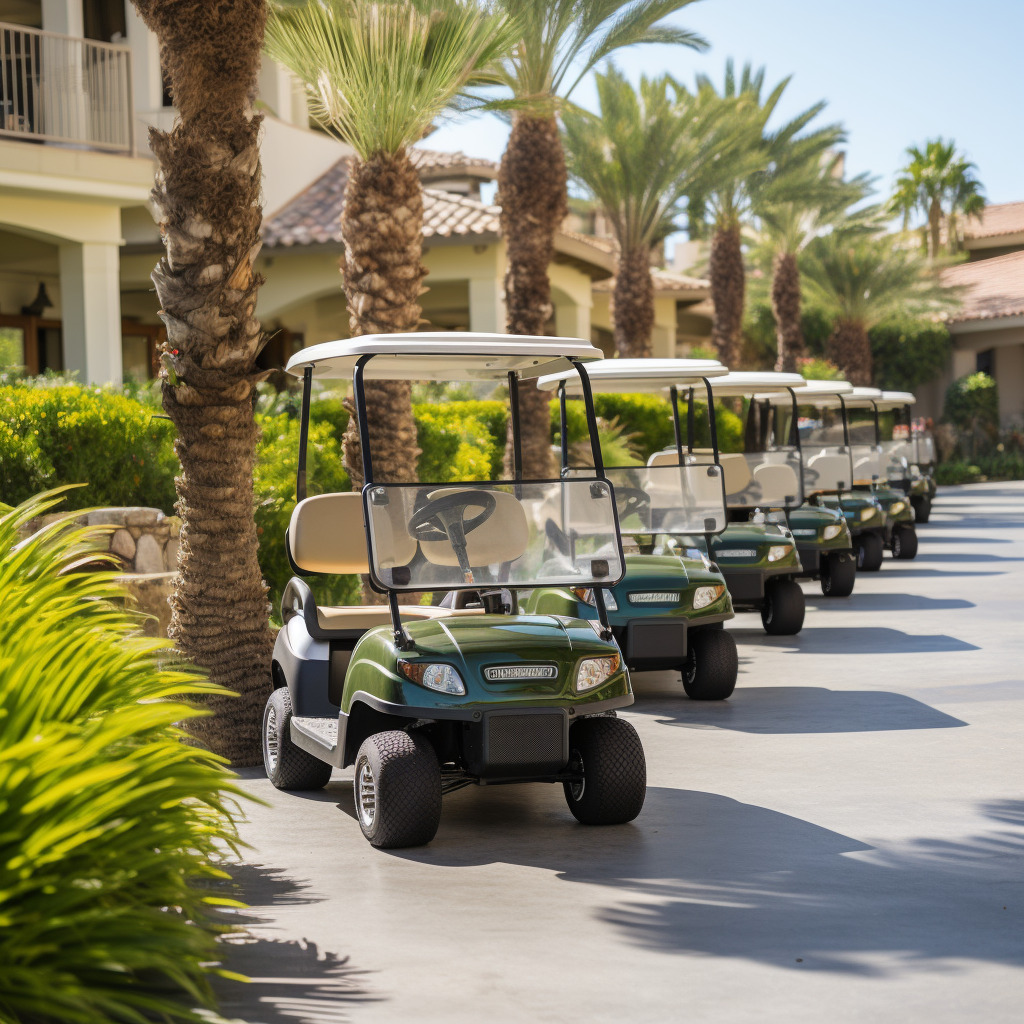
[217,482,1024,1024]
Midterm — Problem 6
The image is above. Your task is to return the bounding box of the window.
[976,349,994,376]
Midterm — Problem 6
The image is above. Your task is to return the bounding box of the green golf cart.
[845,386,920,560]
[877,390,933,523]
[263,333,646,849]
[525,358,739,700]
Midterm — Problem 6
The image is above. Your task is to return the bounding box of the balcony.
[0,21,133,153]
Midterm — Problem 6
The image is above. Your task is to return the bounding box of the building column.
[555,299,590,341]
[59,241,123,384]
[41,0,84,35]
[468,277,506,334]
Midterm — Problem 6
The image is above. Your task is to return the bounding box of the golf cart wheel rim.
[684,648,697,685]
[568,749,585,802]
[264,703,279,771]
[356,760,376,828]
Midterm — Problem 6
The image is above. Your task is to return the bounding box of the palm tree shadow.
[209,864,380,1024]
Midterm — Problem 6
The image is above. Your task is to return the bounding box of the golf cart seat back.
[805,452,851,492]
[649,450,752,499]
[645,450,727,506]
[417,487,530,567]
[288,492,414,575]
[752,463,800,503]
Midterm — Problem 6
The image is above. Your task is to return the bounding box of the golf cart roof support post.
[670,385,684,459]
[508,370,523,486]
[872,400,881,447]
[353,354,375,485]
[703,377,721,464]
[686,387,695,452]
[787,388,801,452]
[296,365,313,502]
[388,589,414,651]
[569,357,605,477]
[558,381,569,473]
[838,394,852,449]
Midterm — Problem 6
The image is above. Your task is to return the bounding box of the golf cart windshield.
[914,426,936,467]
[790,404,854,493]
[363,480,623,592]
[682,450,803,510]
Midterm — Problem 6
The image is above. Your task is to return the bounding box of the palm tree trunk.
[498,113,568,479]
[613,245,654,358]
[928,196,942,259]
[132,0,274,765]
[771,250,804,373]
[339,151,424,490]
[709,223,744,367]
[827,317,872,386]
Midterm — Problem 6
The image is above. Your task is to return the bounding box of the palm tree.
[889,139,986,258]
[799,229,952,386]
[130,0,275,765]
[490,0,706,476]
[755,151,873,372]
[562,67,714,357]
[679,61,840,369]
[266,0,516,489]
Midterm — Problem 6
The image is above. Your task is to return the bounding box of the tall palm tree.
[755,151,873,372]
[889,139,986,258]
[679,61,839,369]
[562,67,714,357]
[490,0,706,476]
[266,0,516,489]
[799,229,952,386]
[130,0,275,765]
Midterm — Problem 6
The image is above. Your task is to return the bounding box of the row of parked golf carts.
[262,333,938,848]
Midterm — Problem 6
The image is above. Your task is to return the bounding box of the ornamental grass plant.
[0,492,247,1024]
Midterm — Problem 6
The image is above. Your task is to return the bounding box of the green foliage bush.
[797,356,845,381]
[0,494,245,1024]
[870,318,952,392]
[0,380,178,511]
[415,400,506,481]
[944,372,999,459]
[935,453,1024,485]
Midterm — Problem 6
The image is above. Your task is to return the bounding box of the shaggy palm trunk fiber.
[828,317,872,386]
[613,246,654,359]
[499,114,568,479]
[771,250,804,373]
[709,223,745,368]
[339,152,424,490]
[133,0,275,765]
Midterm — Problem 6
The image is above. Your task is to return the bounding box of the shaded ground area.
[223,482,1024,1023]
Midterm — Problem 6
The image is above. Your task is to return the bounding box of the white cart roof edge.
[537,357,729,394]
[286,333,604,381]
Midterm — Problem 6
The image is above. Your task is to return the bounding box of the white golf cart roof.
[285,333,604,381]
[705,370,806,397]
[842,386,884,408]
[876,390,917,409]
[536,357,728,394]
[756,378,853,406]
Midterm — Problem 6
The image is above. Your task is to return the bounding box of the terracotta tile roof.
[263,158,500,248]
[941,250,1024,324]
[410,147,499,181]
[593,267,709,294]
[561,229,617,255]
[962,201,1024,242]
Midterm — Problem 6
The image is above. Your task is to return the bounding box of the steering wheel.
[615,486,650,521]
[409,489,497,583]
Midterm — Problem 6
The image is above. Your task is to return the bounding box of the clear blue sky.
[425,0,1022,216]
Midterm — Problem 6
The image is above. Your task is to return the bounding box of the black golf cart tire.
[263,687,333,792]
[892,525,919,560]
[911,495,931,523]
[760,578,805,635]
[682,628,738,700]
[563,717,646,826]
[856,532,885,572]
[820,551,857,598]
[354,731,442,849]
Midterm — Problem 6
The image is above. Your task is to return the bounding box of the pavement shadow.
[914,551,1024,564]
[804,592,975,612]
[727,625,980,654]
[392,791,1024,975]
[210,863,379,1024]
[634,684,968,734]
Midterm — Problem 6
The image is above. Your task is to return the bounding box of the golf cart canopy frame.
[288,333,625,645]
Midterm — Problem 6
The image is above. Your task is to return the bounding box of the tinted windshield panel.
[686,451,802,509]
[597,463,728,534]
[363,480,622,591]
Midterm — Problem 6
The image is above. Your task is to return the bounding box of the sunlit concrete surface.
[218,482,1024,1024]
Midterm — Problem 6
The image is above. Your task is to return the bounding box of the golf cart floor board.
[291,716,340,762]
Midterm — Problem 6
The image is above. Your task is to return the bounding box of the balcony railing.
[0,22,133,153]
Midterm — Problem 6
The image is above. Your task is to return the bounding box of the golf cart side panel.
[273,616,334,718]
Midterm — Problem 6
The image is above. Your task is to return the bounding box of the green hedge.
[0,494,244,1023]
[935,453,1024,485]
[415,400,506,481]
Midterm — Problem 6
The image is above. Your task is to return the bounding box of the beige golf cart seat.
[752,462,800,504]
[647,450,753,504]
[288,491,512,632]
[804,451,851,493]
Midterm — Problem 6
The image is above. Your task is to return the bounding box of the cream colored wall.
[588,290,678,355]
[946,323,1024,427]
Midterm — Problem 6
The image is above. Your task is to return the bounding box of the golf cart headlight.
[572,586,617,612]
[692,585,725,610]
[398,661,466,695]
[822,524,843,541]
[575,654,621,693]
[910,464,922,480]
[859,507,876,522]
[889,500,906,515]
[767,545,791,563]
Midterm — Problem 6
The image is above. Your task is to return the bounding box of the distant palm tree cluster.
[130,0,979,760]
